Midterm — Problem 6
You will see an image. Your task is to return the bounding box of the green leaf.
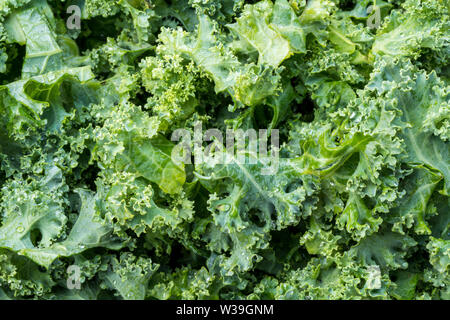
[5,0,62,77]
[228,0,292,68]
[18,189,126,268]
[99,253,159,300]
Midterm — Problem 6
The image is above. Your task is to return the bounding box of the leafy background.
[0,0,448,299]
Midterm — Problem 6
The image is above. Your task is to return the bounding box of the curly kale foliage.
[0,0,448,300]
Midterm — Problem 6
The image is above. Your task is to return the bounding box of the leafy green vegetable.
[0,0,448,300]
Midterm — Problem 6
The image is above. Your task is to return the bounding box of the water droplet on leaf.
[218,204,230,212]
